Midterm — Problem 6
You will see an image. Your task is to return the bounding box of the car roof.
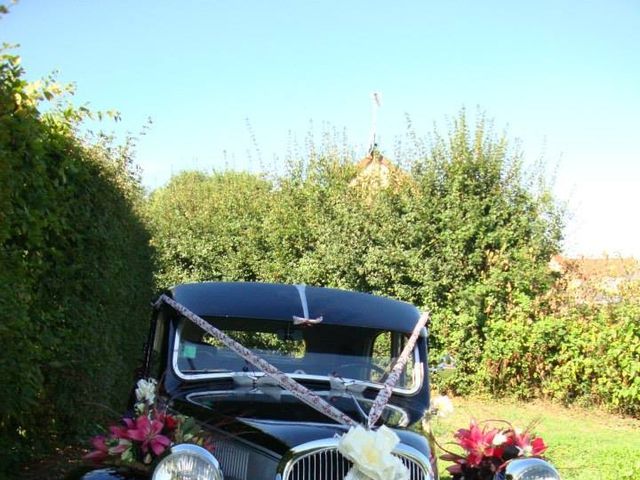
[167,282,422,333]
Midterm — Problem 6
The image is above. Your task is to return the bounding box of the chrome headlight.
[152,444,224,480]
[500,457,561,480]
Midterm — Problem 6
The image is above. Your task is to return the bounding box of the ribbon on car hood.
[154,294,429,430]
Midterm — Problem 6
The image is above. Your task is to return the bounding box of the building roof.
[355,149,397,171]
[350,149,404,190]
[551,255,640,280]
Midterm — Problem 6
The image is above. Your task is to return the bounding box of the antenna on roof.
[367,92,382,155]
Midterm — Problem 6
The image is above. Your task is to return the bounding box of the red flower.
[154,409,180,432]
[454,420,504,466]
[531,437,547,455]
[127,415,172,456]
[508,429,547,457]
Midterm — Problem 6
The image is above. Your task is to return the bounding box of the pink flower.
[127,415,171,456]
[109,439,132,456]
[440,420,550,479]
[84,435,109,463]
[454,420,504,466]
[153,409,180,432]
[109,417,135,440]
[508,429,547,456]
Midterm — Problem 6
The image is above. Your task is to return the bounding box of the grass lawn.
[428,396,640,480]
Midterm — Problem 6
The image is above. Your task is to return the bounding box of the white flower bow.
[135,378,157,405]
[337,425,410,480]
[292,315,323,326]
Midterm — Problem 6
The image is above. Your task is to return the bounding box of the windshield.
[174,317,421,393]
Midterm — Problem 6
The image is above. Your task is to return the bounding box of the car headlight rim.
[500,457,560,480]
[152,443,223,480]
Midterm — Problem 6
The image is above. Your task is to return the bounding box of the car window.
[174,317,420,392]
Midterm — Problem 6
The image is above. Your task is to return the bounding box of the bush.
[480,280,640,416]
[147,113,564,397]
[0,49,154,471]
[550,285,640,416]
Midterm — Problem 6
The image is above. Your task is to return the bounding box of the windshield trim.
[171,319,423,396]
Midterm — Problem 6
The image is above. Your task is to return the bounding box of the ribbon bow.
[292,315,323,326]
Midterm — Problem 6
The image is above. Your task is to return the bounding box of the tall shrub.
[148,113,564,398]
[406,114,563,392]
[481,280,640,416]
[0,49,154,471]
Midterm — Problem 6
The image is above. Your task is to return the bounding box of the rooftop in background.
[551,255,640,280]
[550,255,640,304]
[349,149,404,190]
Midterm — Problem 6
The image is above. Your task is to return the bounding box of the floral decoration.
[85,378,213,472]
[430,394,455,418]
[337,425,410,480]
[440,419,548,480]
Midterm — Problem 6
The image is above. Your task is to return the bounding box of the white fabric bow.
[292,315,323,326]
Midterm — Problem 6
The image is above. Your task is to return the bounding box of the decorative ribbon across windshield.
[366,310,430,428]
[155,294,429,429]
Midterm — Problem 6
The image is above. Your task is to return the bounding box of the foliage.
[478,273,640,416]
[146,112,565,395]
[146,170,272,287]
[0,47,154,472]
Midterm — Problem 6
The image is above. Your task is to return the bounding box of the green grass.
[427,396,640,480]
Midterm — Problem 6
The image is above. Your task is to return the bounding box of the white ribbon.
[292,315,323,326]
[292,284,323,325]
[366,312,430,428]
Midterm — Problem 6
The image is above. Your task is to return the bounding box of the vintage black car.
[71,282,561,480]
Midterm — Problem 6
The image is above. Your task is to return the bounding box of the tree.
[148,112,564,397]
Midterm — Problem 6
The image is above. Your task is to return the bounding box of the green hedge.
[146,115,639,417]
[0,50,154,471]
[480,287,640,416]
[145,115,570,398]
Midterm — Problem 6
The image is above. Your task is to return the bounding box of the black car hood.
[182,384,416,425]
[234,417,431,456]
[171,390,430,456]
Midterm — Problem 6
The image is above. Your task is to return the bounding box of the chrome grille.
[283,447,429,480]
[209,438,278,480]
[211,439,250,479]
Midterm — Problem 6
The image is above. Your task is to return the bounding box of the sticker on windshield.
[182,344,197,359]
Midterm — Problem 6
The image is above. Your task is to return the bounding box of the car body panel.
[72,282,436,479]
[169,282,423,333]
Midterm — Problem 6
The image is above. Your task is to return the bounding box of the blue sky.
[2,1,639,257]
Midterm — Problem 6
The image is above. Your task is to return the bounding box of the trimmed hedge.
[0,51,154,471]
[481,285,640,417]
